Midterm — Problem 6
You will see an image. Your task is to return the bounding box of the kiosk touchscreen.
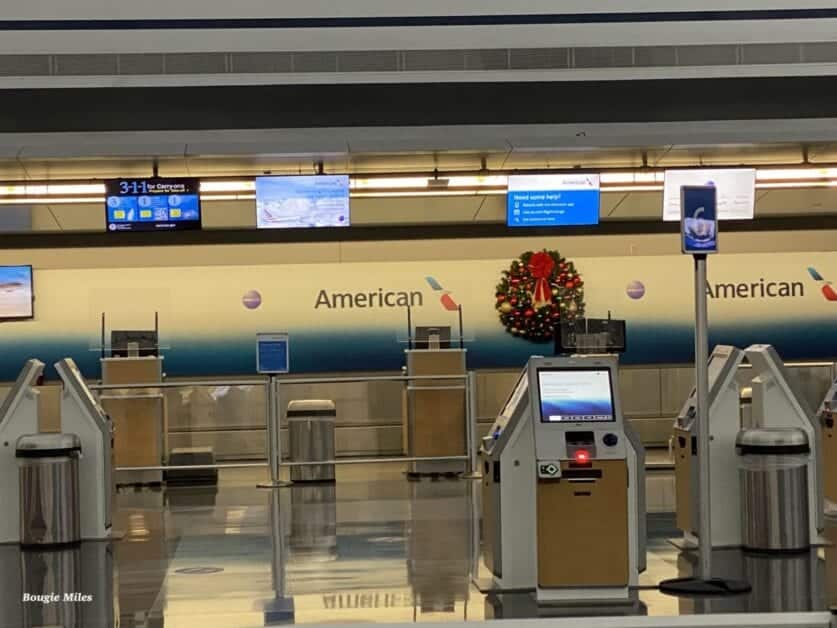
[673,345,744,548]
[56,358,113,540]
[0,359,45,544]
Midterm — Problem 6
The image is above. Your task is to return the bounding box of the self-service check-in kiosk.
[482,355,645,603]
[673,345,745,548]
[746,344,823,543]
[816,366,837,507]
[0,359,45,544]
[56,358,113,541]
[673,344,822,548]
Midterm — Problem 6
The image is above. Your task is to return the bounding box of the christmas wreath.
[495,249,585,341]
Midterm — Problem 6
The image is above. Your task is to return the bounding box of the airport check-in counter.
[403,348,467,475]
[100,354,165,485]
[481,355,645,603]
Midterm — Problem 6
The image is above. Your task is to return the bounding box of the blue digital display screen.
[681,185,718,254]
[0,265,33,320]
[105,178,201,232]
[537,368,615,423]
[257,334,290,374]
[256,175,350,229]
[507,174,600,227]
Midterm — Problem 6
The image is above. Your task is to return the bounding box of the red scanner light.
[574,450,590,463]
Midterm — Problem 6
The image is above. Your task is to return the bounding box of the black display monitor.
[413,326,452,350]
[556,318,627,355]
[105,178,201,232]
[111,330,159,357]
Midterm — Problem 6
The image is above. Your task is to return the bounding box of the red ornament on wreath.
[494,249,586,342]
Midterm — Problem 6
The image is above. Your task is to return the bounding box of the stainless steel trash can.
[736,427,810,552]
[16,434,82,546]
[288,400,336,482]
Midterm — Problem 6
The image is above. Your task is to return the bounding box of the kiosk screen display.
[537,367,615,423]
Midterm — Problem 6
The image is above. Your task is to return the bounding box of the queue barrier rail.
[89,373,481,484]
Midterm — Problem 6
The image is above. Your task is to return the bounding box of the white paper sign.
[663,168,755,221]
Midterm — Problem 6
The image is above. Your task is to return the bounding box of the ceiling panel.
[646,143,806,167]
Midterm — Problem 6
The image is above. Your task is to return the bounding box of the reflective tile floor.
[0,463,835,627]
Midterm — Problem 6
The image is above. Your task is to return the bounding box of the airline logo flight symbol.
[807,267,837,301]
[425,277,459,311]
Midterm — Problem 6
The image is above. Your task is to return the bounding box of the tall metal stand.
[693,255,712,580]
[660,254,750,596]
[461,371,482,479]
[258,376,292,489]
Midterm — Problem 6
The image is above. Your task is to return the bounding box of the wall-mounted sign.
[507,174,600,227]
[663,168,755,221]
[105,178,201,232]
[256,333,290,374]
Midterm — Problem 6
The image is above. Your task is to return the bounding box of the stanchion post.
[462,370,482,479]
[258,376,291,488]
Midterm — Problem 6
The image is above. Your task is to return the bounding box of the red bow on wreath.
[527,251,555,308]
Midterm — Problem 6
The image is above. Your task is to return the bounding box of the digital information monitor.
[681,185,718,254]
[106,178,201,232]
[256,175,350,229]
[0,265,33,320]
[257,333,290,374]
[507,173,600,227]
[537,368,615,423]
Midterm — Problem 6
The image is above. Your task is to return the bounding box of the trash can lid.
[736,427,809,455]
[287,399,336,417]
[16,433,82,458]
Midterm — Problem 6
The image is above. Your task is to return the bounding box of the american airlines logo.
[807,267,837,301]
[313,276,457,310]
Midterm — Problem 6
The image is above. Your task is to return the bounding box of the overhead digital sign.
[507,174,601,227]
[256,175,350,229]
[105,178,201,232]
[0,265,33,320]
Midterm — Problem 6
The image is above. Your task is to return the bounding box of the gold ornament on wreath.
[494,249,586,341]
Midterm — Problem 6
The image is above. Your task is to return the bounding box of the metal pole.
[258,376,291,488]
[695,254,712,579]
[462,371,482,479]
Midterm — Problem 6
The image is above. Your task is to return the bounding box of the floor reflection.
[0,464,834,627]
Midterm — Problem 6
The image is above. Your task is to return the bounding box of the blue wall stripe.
[0,10,836,31]
[6,318,837,382]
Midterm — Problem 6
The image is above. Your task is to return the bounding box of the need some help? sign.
[681,186,718,255]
